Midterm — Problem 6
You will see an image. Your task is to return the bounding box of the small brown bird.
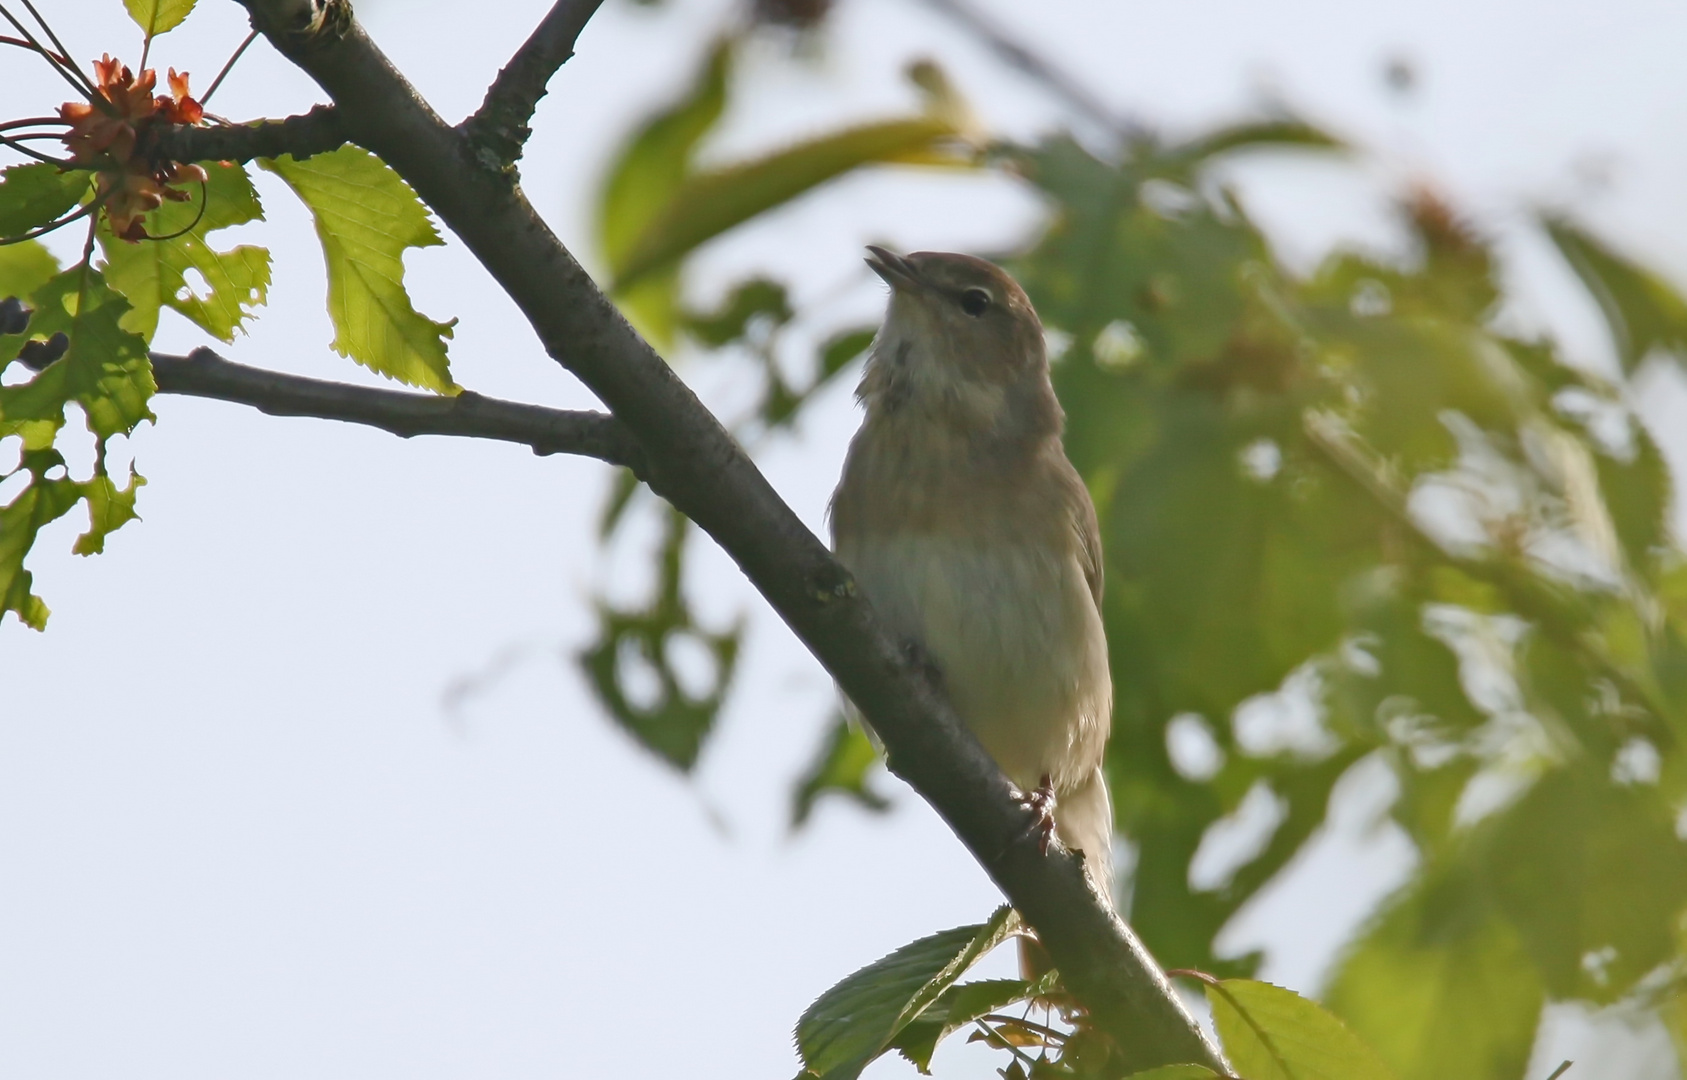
[830,246,1114,908]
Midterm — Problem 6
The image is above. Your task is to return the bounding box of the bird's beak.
[865,245,921,292]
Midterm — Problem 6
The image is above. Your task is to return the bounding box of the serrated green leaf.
[614,115,974,290]
[1326,871,1543,1080]
[796,906,1020,1080]
[1545,214,1687,374]
[791,716,888,830]
[124,0,196,36]
[99,161,270,341]
[0,163,91,238]
[597,38,731,346]
[260,147,454,392]
[1206,978,1395,1080]
[72,463,143,555]
[891,975,1054,1073]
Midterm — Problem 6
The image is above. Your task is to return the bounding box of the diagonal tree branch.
[148,104,346,164]
[151,347,646,472]
[459,0,608,173]
[225,0,1223,1070]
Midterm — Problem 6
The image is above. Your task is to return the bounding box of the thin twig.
[0,198,94,246]
[201,29,259,105]
[0,2,95,98]
[148,347,648,473]
[0,130,73,164]
[458,0,609,171]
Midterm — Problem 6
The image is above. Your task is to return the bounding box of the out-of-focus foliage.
[591,28,1687,1079]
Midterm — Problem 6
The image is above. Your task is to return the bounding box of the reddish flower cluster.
[58,55,207,241]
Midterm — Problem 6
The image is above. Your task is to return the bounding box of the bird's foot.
[1015,775,1058,855]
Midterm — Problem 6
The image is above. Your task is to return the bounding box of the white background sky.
[4,0,1687,1077]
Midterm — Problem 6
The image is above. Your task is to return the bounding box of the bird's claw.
[1015,775,1058,855]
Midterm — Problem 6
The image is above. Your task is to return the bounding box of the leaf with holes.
[1,449,144,630]
[1206,978,1395,1080]
[796,906,1021,1080]
[100,160,270,340]
[4,265,155,440]
[261,147,454,391]
[0,163,91,238]
[124,0,197,36]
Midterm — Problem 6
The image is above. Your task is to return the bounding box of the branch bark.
[151,348,645,471]
[459,0,609,172]
[226,0,1224,1070]
[148,104,346,164]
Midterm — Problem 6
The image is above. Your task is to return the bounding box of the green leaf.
[818,326,875,379]
[891,974,1054,1073]
[99,161,271,341]
[260,147,455,392]
[680,276,791,347]
[1477,762,1687,1002]
[596,38,731,345]
[790,716,889,829]
[1326,871,1543,1080]
[0,164,90,238]
[1159,120,1344,176]
[1545,215,1687,374]
[795,906,1020,1080]
[613,114,974,290]
[0,450,144,630]
[73,462,144,555]
[1206,978,1396,1080]
[124,0,196,36]
[1119,1068,1224,1080]
[4,265,155,439]
[1594,423,1670,572]
[577,509,740,770]
[0,239,59,307]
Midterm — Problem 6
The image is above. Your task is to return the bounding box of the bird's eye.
[960,288,992,317]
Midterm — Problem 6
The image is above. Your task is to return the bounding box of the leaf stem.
[200,29,259,106]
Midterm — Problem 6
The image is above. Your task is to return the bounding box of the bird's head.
[860,246,1057,441]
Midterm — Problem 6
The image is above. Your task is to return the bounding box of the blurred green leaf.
[597,38,731,346]
[1594,423,1670,573]
[1545,214,1687,374]
[795,906,1019,1080]
[614,113,975,290]
[0,164,90,238]
[100,161,270,341]
[681,277,791,347]
[1327,869,1543,1080]
[1158,120,1344,177]
[1478,762,1687,1002]
[791,716,888,829]
[124,0,196,35]
[1206,978,1396,1080]
[260,147,454,392]
[1118,1067,1224,1080]
[578,509,740,770]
